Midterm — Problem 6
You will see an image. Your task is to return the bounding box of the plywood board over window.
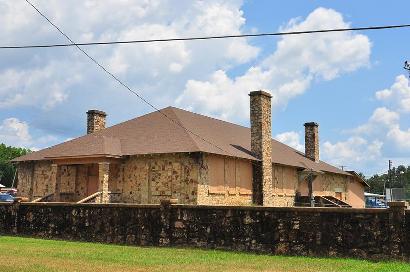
[283,166,296,195]
[225,158,236,195]
[60,165,76,193]
[208,155,225,194]
[272,165,284,194]
[150,160,172,196]
[237,160,252,195]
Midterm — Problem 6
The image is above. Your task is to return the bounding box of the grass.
[0,236,409,272]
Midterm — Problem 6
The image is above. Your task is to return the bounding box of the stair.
[315,196,351,208]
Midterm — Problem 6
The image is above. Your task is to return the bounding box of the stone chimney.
[304,122,319,162]
[87,110,107,134]
[249,90,273,206]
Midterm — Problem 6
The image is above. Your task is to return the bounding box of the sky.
[0,0,410,176]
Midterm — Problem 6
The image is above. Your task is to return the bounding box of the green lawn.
[0,236,409,272]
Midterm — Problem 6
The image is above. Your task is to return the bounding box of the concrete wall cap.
[87,109,107,116]
[388,201,407,208]
[249,90,272,98]
[304,122,319,127]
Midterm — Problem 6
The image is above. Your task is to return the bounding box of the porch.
[40,157,122,204]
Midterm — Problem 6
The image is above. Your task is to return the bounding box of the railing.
[322,196,352,207]
[315,196,351,208]
[31,193,54,202]
[77,191,102,204]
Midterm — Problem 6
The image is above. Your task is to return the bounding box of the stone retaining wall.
[0,202,408,260]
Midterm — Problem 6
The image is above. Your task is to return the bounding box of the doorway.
[87,164,98,196]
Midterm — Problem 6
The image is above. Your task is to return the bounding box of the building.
[13,91,368,207]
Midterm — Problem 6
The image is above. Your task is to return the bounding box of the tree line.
[0,143,30,187]
[365,165,410,196]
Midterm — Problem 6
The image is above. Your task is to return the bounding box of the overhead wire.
[2,23,410,49]
[24,0,231,156]
[22,0,410,164]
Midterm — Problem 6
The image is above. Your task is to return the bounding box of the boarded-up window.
[60,165,76,193]
[150,161,172,196]
[272,165,284,193]
[208,156,225,194]
[225,158,236,194]
[237,160,252,195]
[282,166,296,195]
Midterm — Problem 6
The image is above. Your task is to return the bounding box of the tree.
[0,144,31,187]
[365,165,410,198]
[365,174,386,194]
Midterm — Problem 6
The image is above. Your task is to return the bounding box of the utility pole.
[384,160,392,201]
[339,165,347,171]
[388,160,392,201]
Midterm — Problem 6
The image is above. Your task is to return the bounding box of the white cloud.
[324,74,410,174]
[369,107,400,127]
[0,0,260,127]
[0,117,59,150]
[349,76,410,153]
[176,7,371,120]
[0,63,80,110]
[0,0,263,143]
[354,107,400,134]
[266,7,371,80]
[375,75,410,112]
[275,131,304,152]
[387,126,410,150]
[322,137,383,166]
[0,118,31,146]
[1,2,382,172]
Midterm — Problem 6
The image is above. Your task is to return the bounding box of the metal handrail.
[32,193,54,202]
[76,191,102,204]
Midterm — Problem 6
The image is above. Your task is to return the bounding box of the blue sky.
[0,0,410,176]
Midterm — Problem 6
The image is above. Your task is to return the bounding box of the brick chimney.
[249,90,273,206]
[87,110,107,134]
[304,122,319,162]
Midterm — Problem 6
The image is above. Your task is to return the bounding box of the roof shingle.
[13,107,349,176]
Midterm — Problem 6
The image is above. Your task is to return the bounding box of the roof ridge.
[167,107,203,152]
[168,106,252,130]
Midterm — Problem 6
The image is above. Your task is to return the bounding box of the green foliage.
[0,143,31,187]
[365,165,410,196]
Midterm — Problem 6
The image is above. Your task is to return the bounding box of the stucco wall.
[197,154,253,206]
[15,153,364,207]
[272,166,365,207]
[313,173,349,200]
[347,178,366,208]
[272,164,298,207]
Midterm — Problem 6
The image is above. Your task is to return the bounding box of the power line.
[24,0,230,156]
[2,23,410,49]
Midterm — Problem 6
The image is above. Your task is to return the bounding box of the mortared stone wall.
[0,201,408,260]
